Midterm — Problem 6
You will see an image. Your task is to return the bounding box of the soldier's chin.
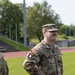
[53,39,56,42]
[53,36,57,39]
[52,37,57,41]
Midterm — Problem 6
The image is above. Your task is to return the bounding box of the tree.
[59,23,75,36]
[0,0,23,41]
[59,25,67,35]
[69,24,75,36]
[26,1,62,41]
[0,0,11,35]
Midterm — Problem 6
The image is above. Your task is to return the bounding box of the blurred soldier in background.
[23,24,63,75]
[0,52,9,75]
[29,41,34,49]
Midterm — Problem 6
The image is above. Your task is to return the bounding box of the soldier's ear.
[43,31,45,35]
[43,30,47,35]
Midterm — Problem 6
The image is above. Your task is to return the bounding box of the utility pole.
[23,0,27,47]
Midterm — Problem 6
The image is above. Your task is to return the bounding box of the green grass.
[5,52,75,75]
[62,52,75,75]
[6,57,29,75]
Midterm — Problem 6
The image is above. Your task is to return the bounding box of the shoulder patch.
[31,48,38,54]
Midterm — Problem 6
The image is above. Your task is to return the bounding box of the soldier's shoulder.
[0,52,3,58]
[31,42,43,54]
[34,42,43,49]
[54,44,59,48]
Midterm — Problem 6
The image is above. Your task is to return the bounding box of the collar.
[41,40,54,49]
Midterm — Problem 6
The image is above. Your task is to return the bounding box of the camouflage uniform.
[23,40,63,75]
[0,52,9,75]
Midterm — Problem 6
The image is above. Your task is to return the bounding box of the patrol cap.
[42,24,58,31]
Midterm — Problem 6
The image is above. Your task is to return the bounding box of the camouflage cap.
[42,24,58,31]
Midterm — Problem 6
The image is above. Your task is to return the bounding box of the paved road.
[2,47,75,58]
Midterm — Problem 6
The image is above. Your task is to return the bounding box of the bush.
[60,34,68,39]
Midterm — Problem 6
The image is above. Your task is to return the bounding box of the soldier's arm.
[0,53,9,75]
[4,60,9,75]
[23,49,45,75]
[59,50,63,75]
[56,46,63,75]
[58,55,63,75]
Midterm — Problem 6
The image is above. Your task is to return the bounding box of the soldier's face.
[46,30,58,41]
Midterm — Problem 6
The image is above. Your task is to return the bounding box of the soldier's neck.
[43,38,54,45]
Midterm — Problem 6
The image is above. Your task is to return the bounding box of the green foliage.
[57,34,75,40]
[59,24,75,36]
[0,0,75,44]
[26,1,62,41]
[74,34,75,37]
[0,0,23,41]
[60,34,69,39]
[30,38,39,45]
[69,24,75,36]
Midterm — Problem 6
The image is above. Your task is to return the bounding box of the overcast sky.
[10,0,75,25]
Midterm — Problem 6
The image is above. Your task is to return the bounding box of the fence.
[55,40,75,47]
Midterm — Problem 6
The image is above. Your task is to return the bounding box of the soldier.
[23,24,63,75]
[29,42,34,49]
[0,52,9,75]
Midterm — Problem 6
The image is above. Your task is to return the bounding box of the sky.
[10,0,75,25]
